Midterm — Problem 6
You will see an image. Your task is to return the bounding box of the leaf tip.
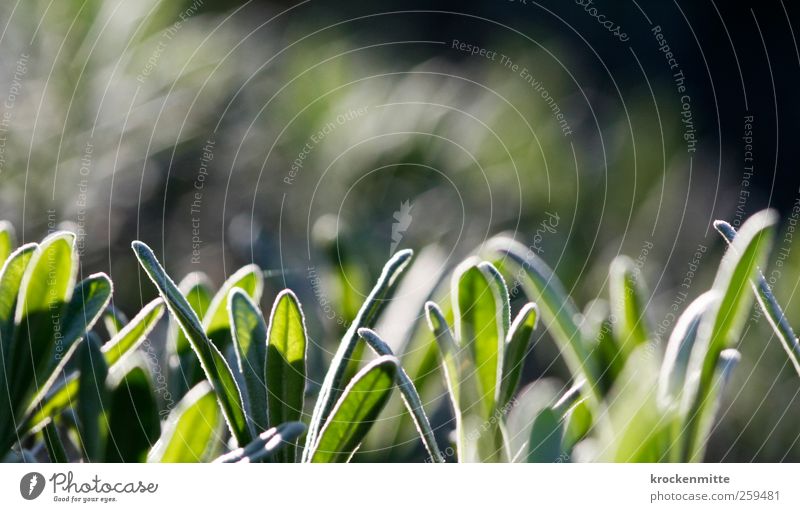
[130,240,149,258]
[515,302,539,329]
[424,300,445,330]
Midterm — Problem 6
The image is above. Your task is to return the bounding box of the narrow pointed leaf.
[550,381,591,455]
[715,220,800,376]
[229,289,269,434]
[265,289,307,462]
[454,261,507,419]
[682,210,776,458]
[170,273,213,398]
[425,301,463,460]
[0,244,37,440]
[101,298,165,367]
[8,233,77,417]
[203,265,263,351]
[358,328,443,462]
[609,255,651,356]
[552,380,584,417]
[563,399,592,453]
[305,249,413,461]
[484,237,601,403]
[581,299,622,392]
[131,241,251,446]
[310,355,398,463]
[0,244,37,358]
[687,348,740,462]
[657,292,718,408]
[173,272,213,356]
[500,302,538,407]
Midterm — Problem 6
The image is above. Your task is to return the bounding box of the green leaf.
[77,333,109,462]
[170,273,213,399]
[562,398,592,453]
[58,273,113,359]
[203,265,263,351]
[687,349,740,462]
[580,300,621,392]
[229,288,268,434]
[609,255,651,357]
[105,360,160,462]
[173,272,213,356]
[454,261,507,420]
[551,380,584,417]
[484,236,601,404]
[0,221,15,264]
[8,233,77,417]
[714,220,800,376]
[425,301,463,460]
[527,408,564,463]
[0,244,37,355]
[358,246,448,453]
[101,305,128,338]
[657,292,718,408]
[358,328,443,463]
[131,241,252,446]
[506,381,579,463]
[264,289,307,462]
[101,298,165,367]
[500,302,538,408]
[682,210,776,459]
[28,298,165,429]
[599,346,672,462]
[149,382,222,463]
[304,249,413,461]
[13,338,83,442]
[549,381,591,456]
[0,243,37,440]
[43,421,68,463]
[214,422,306,463]
[27,379,78,435]
[310,355,398,463]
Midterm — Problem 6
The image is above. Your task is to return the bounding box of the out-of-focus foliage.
[2,0,800,461]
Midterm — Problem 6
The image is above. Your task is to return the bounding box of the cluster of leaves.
[0,221,440,463]
[0,226,164,463]
[2,209,798,463]
[442,209,799,462]
[424,260,537,462]
[133,241,448,463]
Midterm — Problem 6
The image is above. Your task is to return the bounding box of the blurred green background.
[1,0,799,461]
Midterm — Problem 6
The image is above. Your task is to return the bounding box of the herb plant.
[1,209,797,463]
